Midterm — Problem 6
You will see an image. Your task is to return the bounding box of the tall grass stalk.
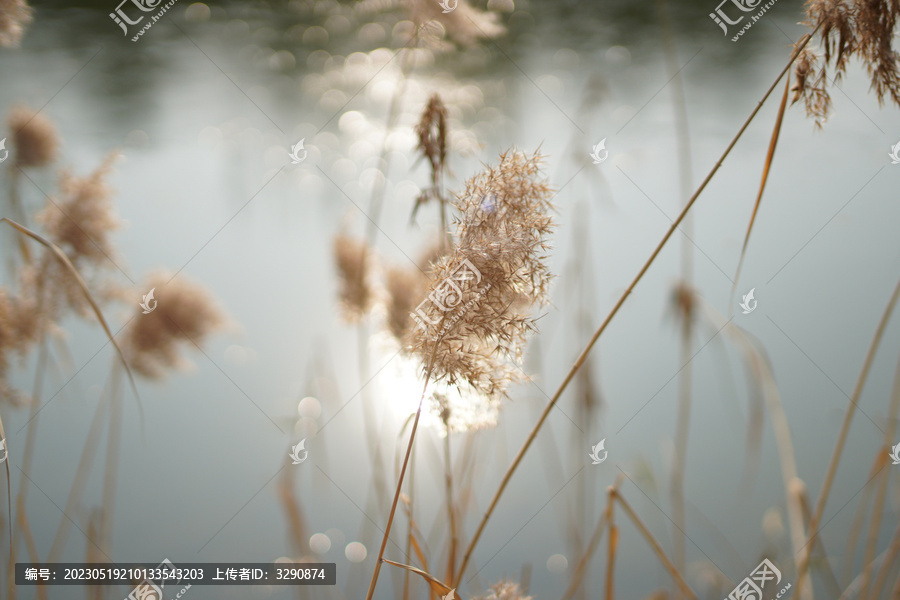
[98,364,124,558]
[612,488,699,600]
[794,276,900,599]
[559,474,622,600]
[857,347,900,600]
[604,486,617,600]
[0,218,140,405]
[9,336,48,599]
[364,343,440,600]
[47,385,110,562]
[868,519,900,599]
[454,32,816,586]
[0,410,12,594]
[443,422,457,583]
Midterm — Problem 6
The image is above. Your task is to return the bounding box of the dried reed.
[455,35,817,587]
[367,149,554,600]
[0,0,31,47]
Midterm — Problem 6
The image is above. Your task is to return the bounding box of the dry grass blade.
[0,218,143,417]
[46,388,108,563]
[795,276,900,598]
[605,487,617,600]
[856,452,890,600]
[840,452,882,586]
[561,475,623,600]
[382,558,456,599]
[796,487,840,596]
[612,490,699,600]
[868,519,900,600]
[454,34,817,587]
[366,344,442,600]
[277,465,307,557]
[0,411,10,580]
[730,74,791,308]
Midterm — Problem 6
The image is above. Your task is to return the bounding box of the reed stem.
[454,31,816,587]
[794,276,900,599]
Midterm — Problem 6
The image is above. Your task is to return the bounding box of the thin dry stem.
[455,32,816,586]
[612,489,699,600]
[0,218,142,412]
[605,487,617,600]
[795,276,900,599]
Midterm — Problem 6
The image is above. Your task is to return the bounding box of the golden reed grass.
[0,104,227,596]
[366,148,555,600]
[6,105,58,168]
[0,0,31,47]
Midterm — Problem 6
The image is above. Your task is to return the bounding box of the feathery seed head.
[333,234,373,322]
[384,264,428,344]
[0,0,32,47]
[6,105,59,168]
[411,149,554,400]
[37,154,119,265]
[416,93,448,178]
[122,272,226,379]
[794,0,900,125]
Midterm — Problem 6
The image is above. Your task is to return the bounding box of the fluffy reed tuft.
[6,105,59,168]
[412,94,449,223]
[474,581,533,600]
[410,149,554,400]
[793,0,900,125]
[384,264,427,343]
[0,287,16,390]
[0,0,32,47]
[37,154,119,266]
[122,272,226,379]
[333,234,373,322]
[415,94,448,181]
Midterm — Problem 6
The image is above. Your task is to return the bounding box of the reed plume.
[792,0,900,125]
[410,149,554,400]
[384,264,428,344]
[121,272,225,379]
[0,287,19,401]
[37,154,119,266]
[11,155,123,325]
[333,233,373,322]
[6,105,58,168]
[412,94,449,230]
[415,94,448,182]
[0,0,32,47]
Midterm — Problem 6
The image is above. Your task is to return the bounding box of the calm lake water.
[2,0,900,598]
